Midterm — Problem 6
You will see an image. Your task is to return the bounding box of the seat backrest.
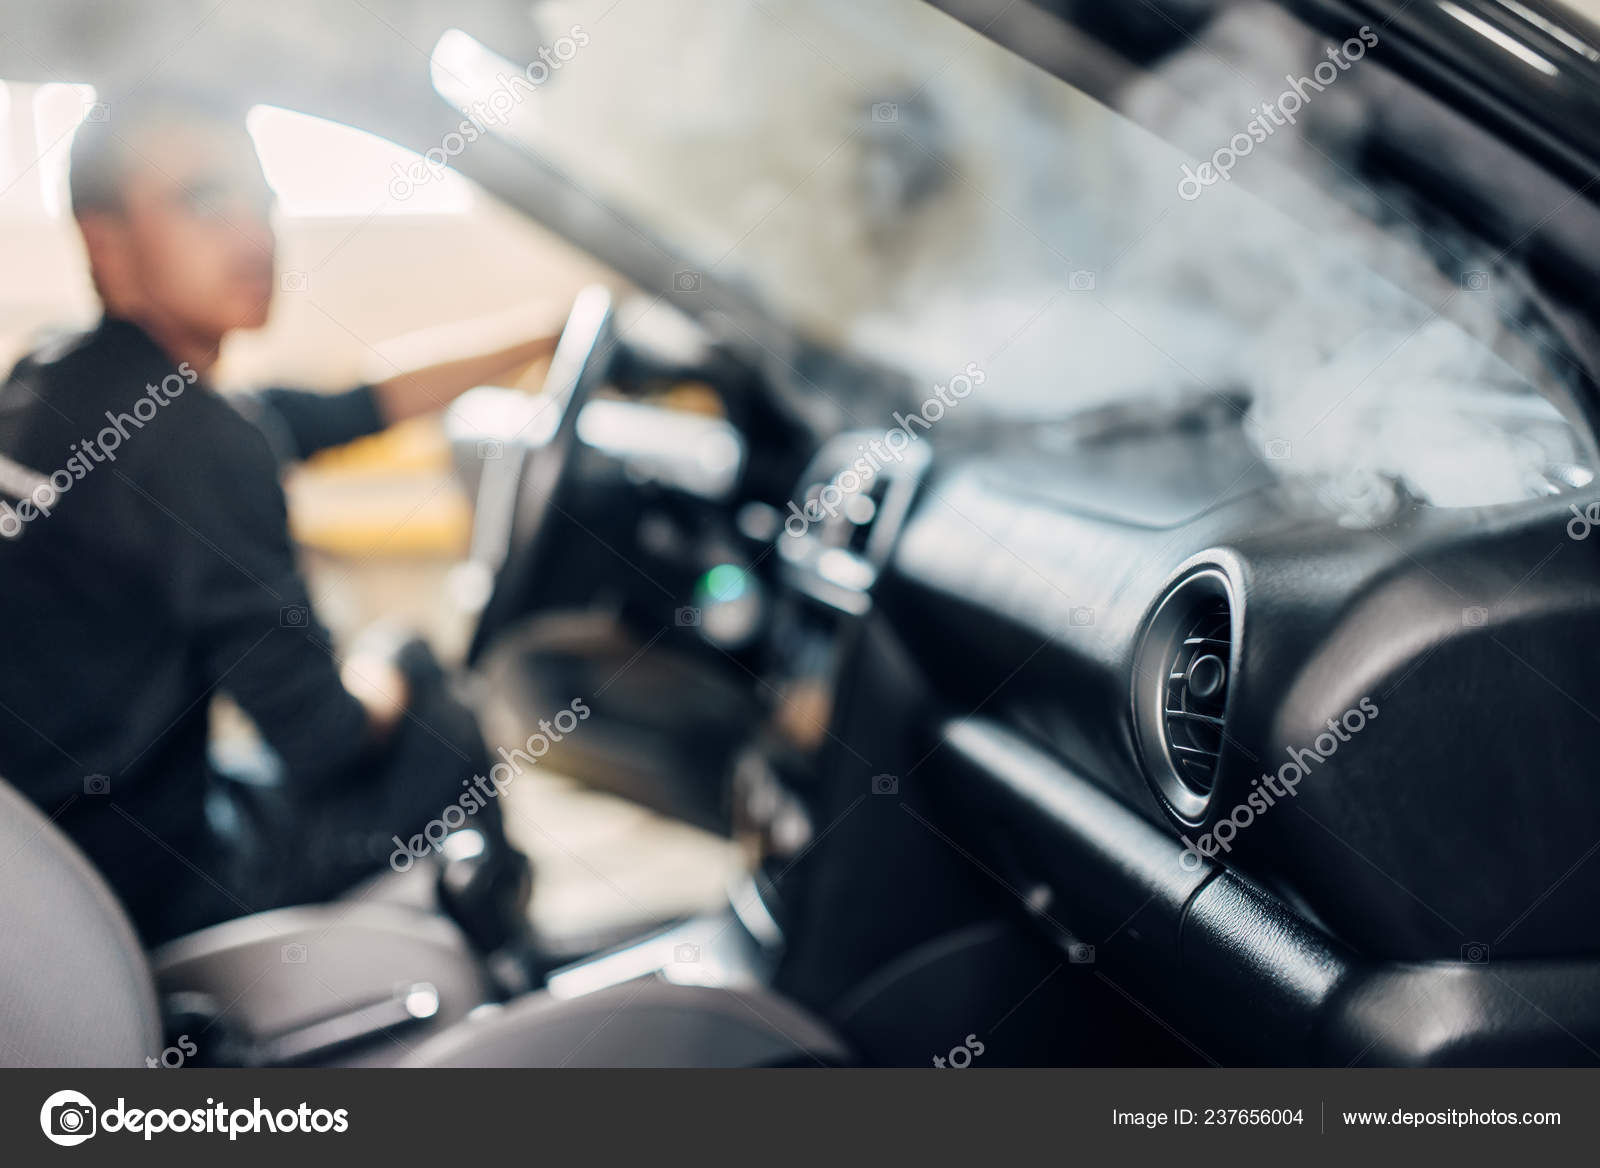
[0,776,160,1066]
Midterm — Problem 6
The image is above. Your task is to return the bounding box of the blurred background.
[0,76,747,943]
[6,0,1599,949]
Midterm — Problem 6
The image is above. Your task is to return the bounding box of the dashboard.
[841,394,1600,964]
[769,384,1600,1063]
[452,304,1600,1061]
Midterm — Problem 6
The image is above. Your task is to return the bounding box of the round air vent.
[1132,568,1237,825]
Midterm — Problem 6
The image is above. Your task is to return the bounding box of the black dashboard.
[735,379,1600,1063]
[874,399,1600,964]
[457,308,1600,1063]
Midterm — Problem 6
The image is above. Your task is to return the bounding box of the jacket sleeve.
[235,385,387,463]
[141,399,374,791]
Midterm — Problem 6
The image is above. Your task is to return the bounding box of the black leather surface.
[932,717,1600,1065]
[888,445,1600,960]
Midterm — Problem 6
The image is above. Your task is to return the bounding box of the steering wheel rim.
[466,285,617,664]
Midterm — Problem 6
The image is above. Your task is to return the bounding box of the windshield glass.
[432,0,1594,513]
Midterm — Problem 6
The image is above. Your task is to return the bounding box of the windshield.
[431,0,1595,513]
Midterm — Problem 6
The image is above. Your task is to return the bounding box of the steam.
[463,0,1587,515]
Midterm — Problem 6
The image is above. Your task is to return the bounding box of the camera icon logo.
[279,605,309,628]
[84,102,111,123]
[83,773,110,795]
[1461,941,1490,964]
[1263,438,1292,460]
[675,606,701,627]
[673,270,702,292]
[673,943,700,964]
[1461,607,1488,627]
[281,942,308,964]
[871,102,899,122]
[477,438,504,460]
[1461,270,1490,292]
[280,270,309,293]
[1068,942,1096,964]
[40,1090,97,1146]
[1068,269,1096,291]
[1068,606,1095,627]
[871,773,899,796]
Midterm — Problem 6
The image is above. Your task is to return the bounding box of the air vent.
[780,430,931,588]
[1132,568,1237,825]
[1162,599,1232,794]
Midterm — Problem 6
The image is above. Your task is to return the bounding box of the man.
[0,90,562,947]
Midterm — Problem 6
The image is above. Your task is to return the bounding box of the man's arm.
[366,300,573,423]
[149,401,406,788]
[370,330,561,425]
[241,301,571,460]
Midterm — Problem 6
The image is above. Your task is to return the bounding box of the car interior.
[6,0,1600,1069]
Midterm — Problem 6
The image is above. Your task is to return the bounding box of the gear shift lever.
[434,827,539,991]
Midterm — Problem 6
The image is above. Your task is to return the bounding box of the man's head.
[70,91,277,346]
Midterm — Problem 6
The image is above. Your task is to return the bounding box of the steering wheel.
[466,285,617,664]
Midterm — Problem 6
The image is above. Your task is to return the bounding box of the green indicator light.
[701,563,748,602]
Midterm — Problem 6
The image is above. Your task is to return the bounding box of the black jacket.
[0,317,386,896]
